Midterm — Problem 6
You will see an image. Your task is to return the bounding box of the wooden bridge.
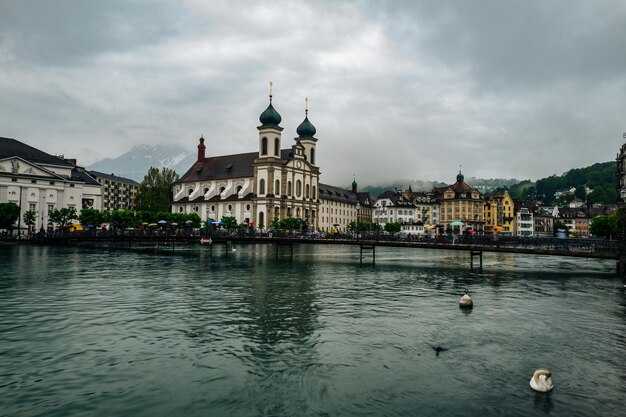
[32,232,625,273]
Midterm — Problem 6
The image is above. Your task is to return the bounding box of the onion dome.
[296,98,316,138]
[297,115,316,138]
[259,81,282,127]
[259,101,282,127]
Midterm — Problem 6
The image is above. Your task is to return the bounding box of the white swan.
[459,290,473,308]
[530,369,554,392]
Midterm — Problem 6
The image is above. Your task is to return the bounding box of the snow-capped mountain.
[88,144,196,181]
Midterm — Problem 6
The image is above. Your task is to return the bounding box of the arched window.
[259,179,265,195]
[203,187,209,194]
[188,188,194,195]
[219,186,225,194]
[312,186,316,200]
[275,179,280,195]
[274,206,280,218]
[236,185,242,193]
[310,148,315,165]
[274,138,280,156]
[287,181,292,196]
[258,212,265,229]
[261,137,268,155]
[296,180,302,197]
[305,184,310,199]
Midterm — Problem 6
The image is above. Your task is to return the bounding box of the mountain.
[88,144,195,181]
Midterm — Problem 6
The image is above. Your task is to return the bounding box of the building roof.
[376,190,415,207]
[71,167,101,186]
[90,170,140,186]
[319,183,358,204]
[177,149,292,183]
[0,137,74,168]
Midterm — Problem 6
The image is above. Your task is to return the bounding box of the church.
[171,89,322,230]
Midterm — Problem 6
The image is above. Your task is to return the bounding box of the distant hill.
[488,161,617,205]
[88,144,195,181]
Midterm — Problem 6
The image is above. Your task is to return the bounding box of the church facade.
[172,92,321,230]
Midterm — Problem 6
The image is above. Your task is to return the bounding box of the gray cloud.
[1,0,625,187]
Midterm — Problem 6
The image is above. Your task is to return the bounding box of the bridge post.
[360,244,375,265]
[470,250,483,271]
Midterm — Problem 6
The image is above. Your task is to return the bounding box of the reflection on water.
[0,243,624,417]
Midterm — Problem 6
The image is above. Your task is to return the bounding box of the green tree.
[79,209,108,226]
[221,216,238,229]
[49,207,78,228]
[135,167,179,212]
[280,217,301,232]
[0,202,20,229]
[574,185,587,201]
[589,215,616,238]
[270,217,281,230]
[23,209,37,232]
[384,222,402,234]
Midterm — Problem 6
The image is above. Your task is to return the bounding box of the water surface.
[1,244,624,416]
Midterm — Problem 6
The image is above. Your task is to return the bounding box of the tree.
[49,207,78,228]
[384,222,402,234]
[589,215,616,239]
[574,185,587,201]
[221,216,238,229]
[280,217,301,232]
[23,209,37,233]
[270,217,281,230]
[0,202,20,230]
[79,208,108,227]
[135,167,179,212]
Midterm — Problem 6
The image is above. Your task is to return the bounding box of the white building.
[515,206,534,236]
[172,91,321,230]
[0,137,102,232]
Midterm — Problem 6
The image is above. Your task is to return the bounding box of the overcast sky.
[1,0,625,185]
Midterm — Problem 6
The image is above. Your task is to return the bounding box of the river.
[1,244,624,416]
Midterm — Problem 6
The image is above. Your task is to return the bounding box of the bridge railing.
[33,228,622,255]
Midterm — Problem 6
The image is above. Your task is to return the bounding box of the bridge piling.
[470,250,483,271]
[360,244,376,265]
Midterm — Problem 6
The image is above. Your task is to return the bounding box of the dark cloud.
[0,0,624,185]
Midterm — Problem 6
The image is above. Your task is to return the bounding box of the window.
[287,181,292,196]
[236,185,242,193]
[228,204,232,212]
[312,186,316,199]
[258,212,265,229]
[188,188,194,195]
[259,179,265,195]
[29,203,36,211]
[31,179,36,184]
[274,138,280,156]
[219,186,225,194]
[310,148,315,165]
[305,184,310,199]
[296,180,302,197]
[275,179,280,195]
[246,204,251,211]
[210,205,215,212]
[261,137,268,155]
[204,187,209,194]
[69,184,74,187]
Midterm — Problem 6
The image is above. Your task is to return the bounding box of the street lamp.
[355,201,361,240]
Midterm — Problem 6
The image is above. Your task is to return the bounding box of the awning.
[449,221,464,226]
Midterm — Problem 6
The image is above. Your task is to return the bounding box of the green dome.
[259,101,282,127]
[456,170,464,183]
[296,115,316,138]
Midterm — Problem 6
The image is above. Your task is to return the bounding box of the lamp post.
[355,201,361,241]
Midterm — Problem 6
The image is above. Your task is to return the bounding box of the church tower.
[258,82,283,159]
[295,98,318,166]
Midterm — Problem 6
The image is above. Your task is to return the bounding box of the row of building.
[1,90,620,237]
[170,91,616,237]
[0,137,139,231]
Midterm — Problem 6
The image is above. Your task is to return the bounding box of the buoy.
[459,289,473,308]
[530,369,554,392]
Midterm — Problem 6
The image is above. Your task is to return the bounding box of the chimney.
[197,136,206,162]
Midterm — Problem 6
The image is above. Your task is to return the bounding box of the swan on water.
[530,369,554,392]
[459,289,473,308]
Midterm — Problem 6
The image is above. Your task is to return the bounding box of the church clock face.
[296,161,303,169]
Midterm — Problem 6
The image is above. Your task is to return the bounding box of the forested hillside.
[508,162,617,204]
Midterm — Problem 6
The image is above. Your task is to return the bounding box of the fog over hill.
[88,144,195,181]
